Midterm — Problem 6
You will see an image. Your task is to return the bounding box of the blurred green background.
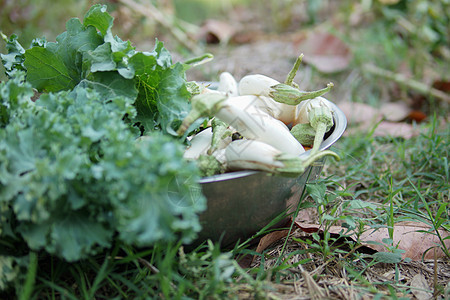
[1,0,449,108]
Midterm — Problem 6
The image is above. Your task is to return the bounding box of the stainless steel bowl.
[196,98,347,247]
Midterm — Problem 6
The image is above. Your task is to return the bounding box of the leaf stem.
[184,53,214,67]
[20,251,38,300]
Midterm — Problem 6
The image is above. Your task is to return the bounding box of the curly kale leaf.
[0,74,206,262]
[0,34,26,77]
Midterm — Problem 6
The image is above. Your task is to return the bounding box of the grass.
[10,117,445,299]
[1,0,449,299]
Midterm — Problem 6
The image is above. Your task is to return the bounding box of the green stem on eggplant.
[269,82,334,106]
[308,105,334,157]
[208,118,233,155]
[285,53,304,86]
[177,93,226,136]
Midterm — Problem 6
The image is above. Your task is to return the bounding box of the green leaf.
[348,199,378,210]
[157,63,191,135]
[24,18,103,92]
[24,46,76,92]
[372,251,403,263]
[83,4,114,37]
[55,18,103,80]
[129,45,191,135]
[49,212,113,262]
[0,71,34,127]
[306,182,327,204]
[0,255,20,290]
[79,71,138,101]
[19,211,113,262]
[151,38,173,68]
[84,43,116,73]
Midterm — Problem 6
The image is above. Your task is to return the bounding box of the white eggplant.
[225,95,277,119]
[201,87,226,96]
[225,139,284,172]
[238,74,279,96]
[183,127,213,160]
[293,97,337,158]
[217,72,239,97]
[216,99,304,156]
[225,139,340,176]
[238,74,296,124]
[294,97,333,125]
[177,93,304,156]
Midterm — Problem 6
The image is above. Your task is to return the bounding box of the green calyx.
[177,93,227,136]
[197,154,225,177]
[275,149,340,177]
[308,105,334,157]
[309,106,333,131]
[290,123,316,146]
[209,118,233,155]
[269,82,334,106]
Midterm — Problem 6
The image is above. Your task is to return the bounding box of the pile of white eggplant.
[178,55,340,177]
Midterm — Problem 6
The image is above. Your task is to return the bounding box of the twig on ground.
[362,64,450,104]
[118,0,202,54]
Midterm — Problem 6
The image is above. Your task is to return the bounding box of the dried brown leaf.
[432,80,450,93]
[338,101,381,126]
[339,101,421,138]
[295,221,450,261]
[358,221,450,261]
[255,229,290,254]
[378,102,411,122]
[371,121,420,139]
[196,19,237,44]
[295,31,352,73]
[410,274,433,300]
[407,110,428,123]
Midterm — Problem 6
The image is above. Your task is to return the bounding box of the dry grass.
[239,229,450,299]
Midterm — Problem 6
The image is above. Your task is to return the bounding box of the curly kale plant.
[0,73,206,263]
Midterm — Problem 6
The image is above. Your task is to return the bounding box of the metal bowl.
[195,98,347,247]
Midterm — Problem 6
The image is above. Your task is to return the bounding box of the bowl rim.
[198,97,347,184]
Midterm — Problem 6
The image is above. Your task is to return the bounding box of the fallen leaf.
[294,222,323,234]
[338,101,421,138]
[196,19,237,44]
[295,221,450,261]
[410,274,433,300]
[237,229,291,267]
[406,110,427,123]
[255,229,290,254]
[371,121,420,139]
[378,102,412,122]
[294,31,352,73]
[295,207,318,224]
[338,101,381,126]
[432,80,450,93]
[359,221,450,260]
